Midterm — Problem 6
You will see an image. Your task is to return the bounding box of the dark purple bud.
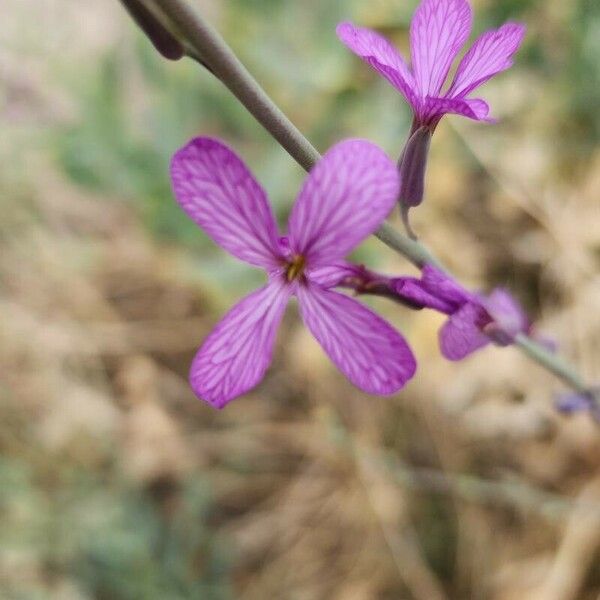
[398,127,431,209]
[397,126,431,239]
[556,392,592,413]
[119,0,185,61]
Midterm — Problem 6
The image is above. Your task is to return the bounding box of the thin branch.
[148,0,320,171]
[515,334,588,394]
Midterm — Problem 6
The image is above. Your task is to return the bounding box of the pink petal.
[410,0,473,97]
[170,137,282,269]
[421,265,472,305]
[298,285,416,395]
[393,278,457,314]
[287,140,400,266]
[481,288,529,342]
[448,23,526,98]
[306,262,356,288]
[423,96,493,123]
[439,301,490,360]
[189,280,291,408]
[336,22,419,109]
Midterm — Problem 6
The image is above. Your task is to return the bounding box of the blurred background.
[1,0,600,598]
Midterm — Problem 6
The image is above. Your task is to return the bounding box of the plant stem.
[514,334,588,394]
[139,0,593,401]
[149,0,320,171]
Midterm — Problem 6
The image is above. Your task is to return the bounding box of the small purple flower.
[337,0,526,131]
[170,137,417,408]
[555,390,600,421]
[395,266,530,360]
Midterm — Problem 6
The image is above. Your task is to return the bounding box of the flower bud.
[120,0,185,61]
[398,126,431,210]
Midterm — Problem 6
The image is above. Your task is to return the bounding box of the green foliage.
[0,459,233,600]
[569,0,600,144]
[55,47,207,245]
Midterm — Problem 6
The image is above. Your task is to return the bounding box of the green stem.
[149,0,320,171]
[137,0,593,401]
[514,334,588,394]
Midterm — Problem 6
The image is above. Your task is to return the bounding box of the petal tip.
[504,21,527,36]
[170,136,228,170]
[336,21,355,37]
[335,21,369,53]
[189,378,229,410]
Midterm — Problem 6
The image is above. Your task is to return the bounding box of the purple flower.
[337,0,526,131]
[394,266,530,360]
[170,137,417,408]
[555,390,600,421]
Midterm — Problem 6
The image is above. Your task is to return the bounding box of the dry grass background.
[1,0,600,599]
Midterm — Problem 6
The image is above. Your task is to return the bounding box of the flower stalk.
[123,0,596,410]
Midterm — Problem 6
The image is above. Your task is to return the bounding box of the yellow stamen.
[285,254,306,282]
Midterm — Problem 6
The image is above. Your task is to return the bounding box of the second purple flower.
[337,0,526,231]
[337,0,526,131]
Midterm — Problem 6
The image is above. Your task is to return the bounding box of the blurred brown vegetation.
[1,0,600,599]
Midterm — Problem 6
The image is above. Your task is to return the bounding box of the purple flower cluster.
[168,0,536,408]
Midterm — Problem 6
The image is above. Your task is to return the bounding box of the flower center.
[285,254,306,282]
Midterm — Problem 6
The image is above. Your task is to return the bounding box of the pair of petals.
[171,137,402,270]
[171,138,416,408]
[337,0,525,123]
[194,280,416,408]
